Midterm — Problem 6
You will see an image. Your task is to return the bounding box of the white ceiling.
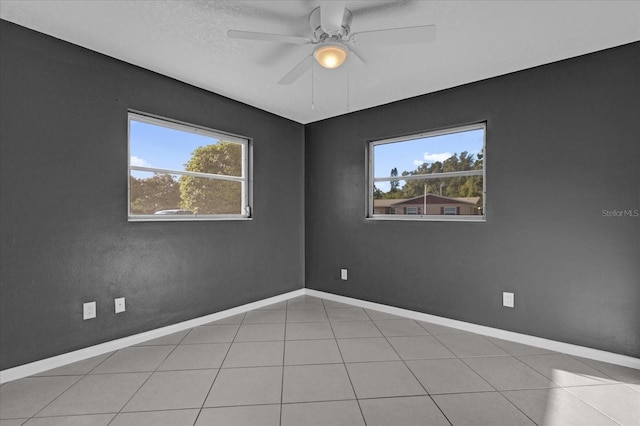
[1,0,639,124]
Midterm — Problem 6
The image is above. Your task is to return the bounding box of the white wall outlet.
[83,301,96,320]
[340,268,348,280]
[503,292,515,308]
[115,297,125,313]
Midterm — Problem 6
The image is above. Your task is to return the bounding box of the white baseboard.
[0,289,304,384]
[2,287,638,383]
[304,289,640,370]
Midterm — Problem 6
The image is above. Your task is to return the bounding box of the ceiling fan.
[227,1,436,85]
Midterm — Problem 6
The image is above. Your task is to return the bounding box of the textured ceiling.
[1,0,639,124]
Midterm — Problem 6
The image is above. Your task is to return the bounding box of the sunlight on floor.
[540,369,640,425]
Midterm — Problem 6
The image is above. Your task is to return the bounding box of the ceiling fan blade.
[320,1,346,34]
[278,55,312,85]
[351,25,436,45]
[348,46,382,89]
[227,30,312,45]
[348,45,368,65]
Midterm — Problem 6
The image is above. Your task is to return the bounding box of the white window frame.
[368,122,486,222]
[128,111,252,222]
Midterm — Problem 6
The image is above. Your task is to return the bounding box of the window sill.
[128,215,253,222]
[366,215,485,222]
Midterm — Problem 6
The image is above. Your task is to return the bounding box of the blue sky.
[130,119,483,189]
[373,128,484,191]
[129,120,219,176]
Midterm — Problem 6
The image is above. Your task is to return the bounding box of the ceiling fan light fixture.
[314,43,348,69]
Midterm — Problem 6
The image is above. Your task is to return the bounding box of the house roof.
[373,198,408,208]
[451,197,481,205]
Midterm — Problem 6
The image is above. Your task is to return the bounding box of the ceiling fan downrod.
[309,6,353,42]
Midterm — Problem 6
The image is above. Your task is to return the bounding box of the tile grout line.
[427,328,502,389]
[29,344,172,424]
[560,385,627,426]
[9,296,637,425]
[191,312,246,426]
[322,298,369,426]
[112,329,205,425]
[19,375,85,423]
[339,302,635,425]
[366,311,455,426]
[420,320,546,426]
[425,325,623,426]
[279,301,289,426]
[27,348,121,423]
[510,354,626,426]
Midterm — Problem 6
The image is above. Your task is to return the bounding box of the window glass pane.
[129,171,243,215]
[370,124,485,220]
[373,128,484,180]
[130,119,243,177]
[183,142,244,178]
[177,176,242,215]
[128,113,250,220]
[373,176,483,216]
[129,171,181,215]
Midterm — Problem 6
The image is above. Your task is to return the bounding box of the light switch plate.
[503,292,514,308]
[115,297,125,313]
[83,301,96,320]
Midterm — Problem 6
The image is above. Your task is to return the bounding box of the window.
[128,112,251,221]
[369,123,485,221]
[443,206,458,215]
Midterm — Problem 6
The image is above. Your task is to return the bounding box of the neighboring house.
[374,194,481,215]
[372,198,408,214]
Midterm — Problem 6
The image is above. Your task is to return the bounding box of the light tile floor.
[1,295,639,425]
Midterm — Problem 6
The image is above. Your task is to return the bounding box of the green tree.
[458,149,483,198]
[389,167,399,193]
[400,161,443,198]
[130,174,180,214]
[396,151,483,201]
[439,151,473,197]
[373,184,383,199]
[179,142,242,214]
[377,168,406,199]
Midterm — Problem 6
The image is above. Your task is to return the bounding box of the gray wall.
[0,21,305,370]
[305,42,640,358]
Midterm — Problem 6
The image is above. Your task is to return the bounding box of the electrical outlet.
[115,297,125,313]
[341,269,348,280]
[503,292,514,308]
[83,301,96,320]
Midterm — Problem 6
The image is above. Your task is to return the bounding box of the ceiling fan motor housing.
[310,6,353,41]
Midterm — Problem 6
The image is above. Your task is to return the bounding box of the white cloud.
[413,159,425,166]
[423,152,452,163]
[130,155,151,167]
